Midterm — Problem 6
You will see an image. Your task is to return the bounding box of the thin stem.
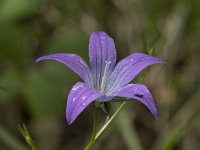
[84,101,127,150]
[91,107,98,142]
[18,124,37,150]
[95,101,127,141]
[84,106,98,150]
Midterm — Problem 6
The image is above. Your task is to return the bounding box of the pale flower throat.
[93,60,112,94]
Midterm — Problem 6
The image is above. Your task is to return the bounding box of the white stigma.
[100,61,112,92]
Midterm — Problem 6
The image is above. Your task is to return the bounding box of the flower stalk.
[95,101,127,141]
[18,124,36,150]
[84,106,98,150]
[84,101,127,150]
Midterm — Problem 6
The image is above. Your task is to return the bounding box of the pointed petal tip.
[134,52,167,65]
[90,31,111,39]
[90,31,100,37]
[156,58,167,65]
[149,102,157,117]
[155,57,168,66]
[66,112,74,125]
[67,118,73,125]
[147,100,158,117]
[162,60,168,66]
[91,31,106,34]
[35,57,42,63]
[152,109,158,117]
[35,55,52,63]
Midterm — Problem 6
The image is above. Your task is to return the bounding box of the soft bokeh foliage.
[0,0,199,150]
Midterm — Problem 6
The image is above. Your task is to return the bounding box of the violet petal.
[106,53,166,94]
[36,53,93,86]
[66,82,105,125]
[89,32,116,90]
[109,84,157,116]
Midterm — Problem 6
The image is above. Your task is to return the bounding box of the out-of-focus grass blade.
[0,0,38,22]
[112,103,142,150]
[157,123,186,150]
[153,91,200,150]
[0,124,27,150]
[155,113,199,150]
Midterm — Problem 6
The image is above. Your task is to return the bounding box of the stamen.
[100,61,111,92]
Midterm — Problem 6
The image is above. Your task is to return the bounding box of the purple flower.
[36,31,165,125]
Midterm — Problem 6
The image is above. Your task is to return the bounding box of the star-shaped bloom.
[36,31,165,125]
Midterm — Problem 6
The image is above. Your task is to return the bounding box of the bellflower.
[36,31,165,125]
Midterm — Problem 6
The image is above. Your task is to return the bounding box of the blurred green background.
[0,0,200,150]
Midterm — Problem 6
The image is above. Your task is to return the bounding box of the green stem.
[84,107,98,150]
[18,124,37,150]
[84,101,127,150]
[95,101,127,141]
